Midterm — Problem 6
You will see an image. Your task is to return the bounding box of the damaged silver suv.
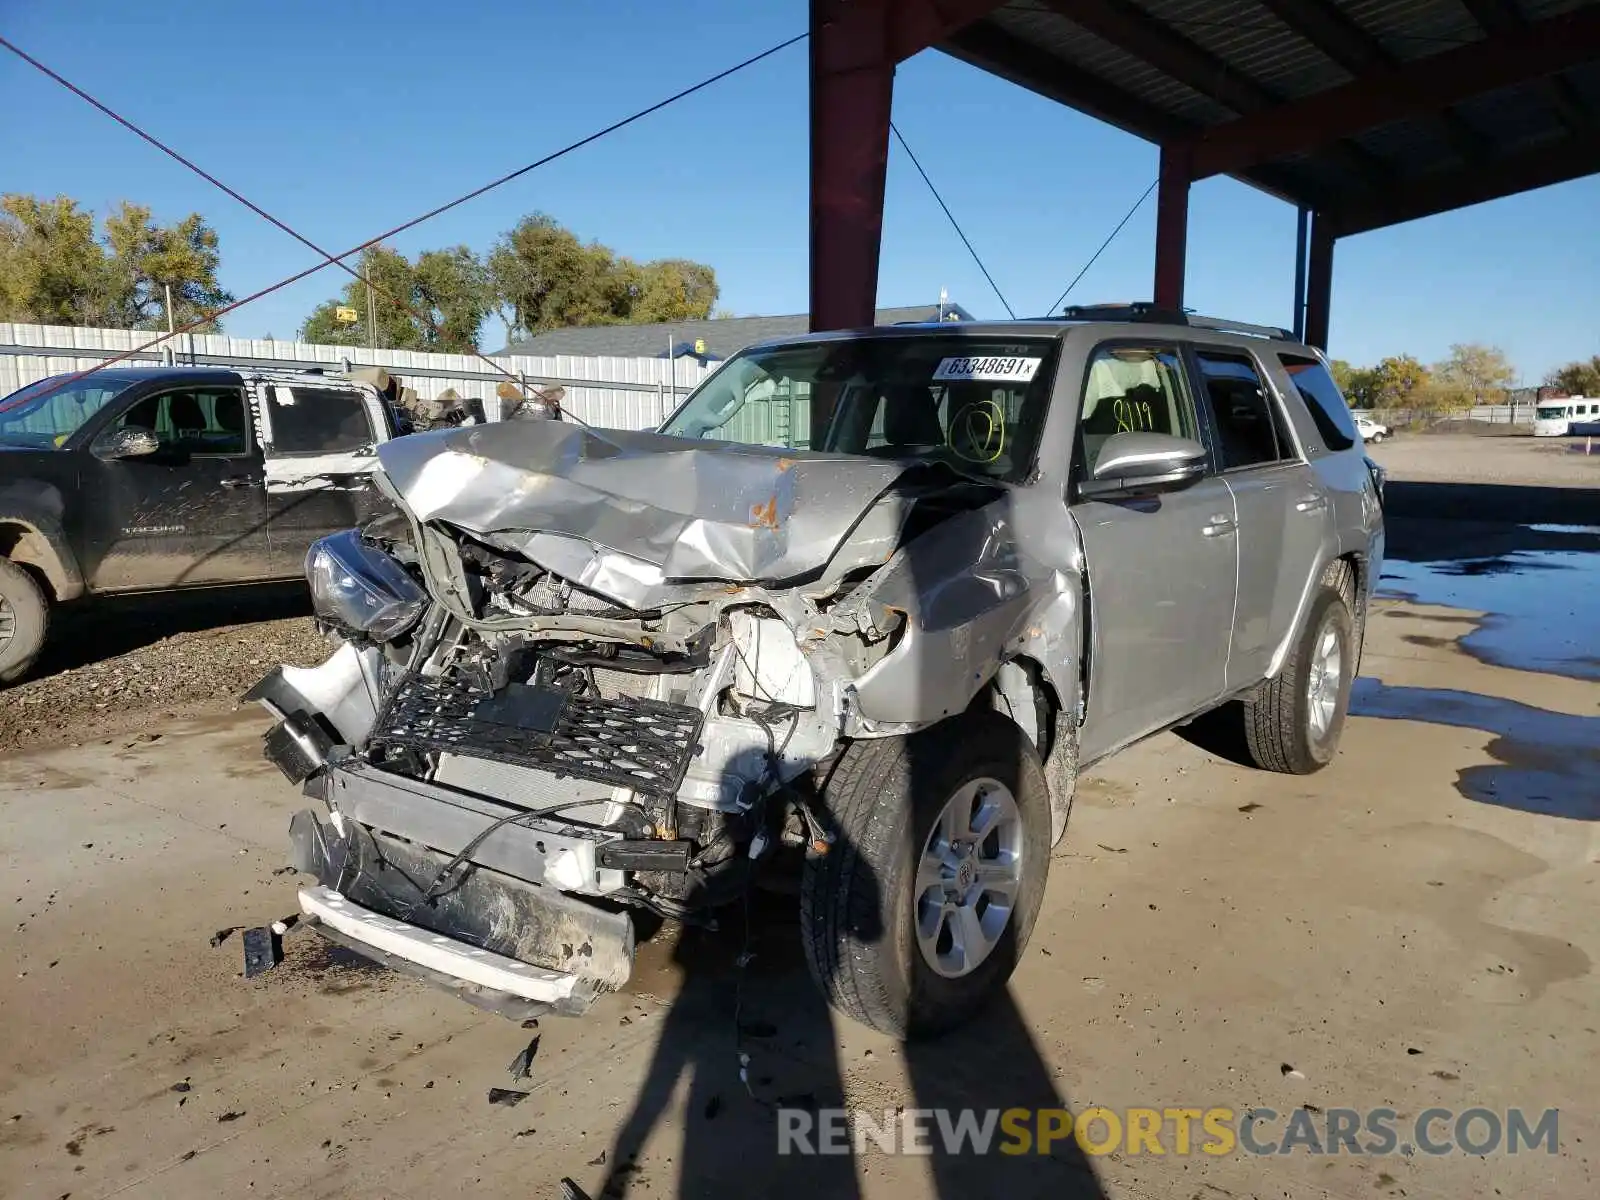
[249,305,1384,1038]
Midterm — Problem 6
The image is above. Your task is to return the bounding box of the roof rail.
[1054,302,1293,341]
[1183,314,1295,341]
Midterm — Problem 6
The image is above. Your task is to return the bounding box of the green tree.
[0,193,232,330]
[1546,355,1600,396]
[300,244,490,352]
[488,213,717,342]
[1328,358,1356,394]
[1433,342,1516,407]
[102,203,233,331]
[1330,358,1379,407]
[1364,355,1432,409]
[626,258,719,324]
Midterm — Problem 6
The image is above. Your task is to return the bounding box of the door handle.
[219,475,259,489]
[1294,495,1328,513]
[1202,514,1236,537]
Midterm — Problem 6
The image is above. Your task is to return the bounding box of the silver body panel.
[264,316,1383,1012]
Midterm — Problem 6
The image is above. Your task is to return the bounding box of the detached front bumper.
[288,795,636,1019]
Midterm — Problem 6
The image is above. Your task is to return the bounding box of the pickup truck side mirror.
[1076,432,1208,501]
[92,426,161,461]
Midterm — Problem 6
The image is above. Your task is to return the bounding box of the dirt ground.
[1,441,1596,1199]
[0,586,327,755]
[1368,430,1600,489]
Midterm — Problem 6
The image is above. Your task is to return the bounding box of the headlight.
[305,529,427,641]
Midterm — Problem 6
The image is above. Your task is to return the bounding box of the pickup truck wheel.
[0,559,49,684]
[1241,585,1353,774]
[801,711,1051,1039]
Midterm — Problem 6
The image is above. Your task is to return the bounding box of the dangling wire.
[1044,177,1158,316]
[890,121,1016,319]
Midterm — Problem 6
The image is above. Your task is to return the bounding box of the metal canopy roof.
[939,0,1600,236]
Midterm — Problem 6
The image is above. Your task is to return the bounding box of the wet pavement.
[1358,519,1600,819]
[1377,531,1600,682]
[1350,679,1599,819]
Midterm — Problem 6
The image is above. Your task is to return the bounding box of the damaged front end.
[248,420,1071,1019]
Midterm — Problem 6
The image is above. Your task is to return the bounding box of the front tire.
[801,711,1051,1039]
[0,559,48,684]
[1240,584,1354,774]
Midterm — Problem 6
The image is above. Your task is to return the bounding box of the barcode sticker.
[932,356,1042,382]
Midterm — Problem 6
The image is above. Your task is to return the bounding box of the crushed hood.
[376,421,950,607]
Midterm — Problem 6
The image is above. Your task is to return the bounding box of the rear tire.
[1240,584,1353,774]
[801,711,1051,1039]
[0,558,48,684]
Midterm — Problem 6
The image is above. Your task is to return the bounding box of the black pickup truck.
[0,365,405,681]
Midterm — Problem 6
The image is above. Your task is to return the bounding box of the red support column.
[1153,144,1191,311]
[1304,210,1335,350]
[810,0,895,333]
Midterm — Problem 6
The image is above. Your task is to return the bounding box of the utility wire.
[1044,177,1157,316]
[0,34,525,387]
[6,31,808,389]
[890,121,1015,319]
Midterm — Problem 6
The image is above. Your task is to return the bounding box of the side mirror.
[93,426,161,461]
[1076,432,1207,500]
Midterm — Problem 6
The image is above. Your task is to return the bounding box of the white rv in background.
[1533,396,1600,436]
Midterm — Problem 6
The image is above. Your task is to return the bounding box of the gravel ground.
[1369,430,1600,487]
[0,601,331,755]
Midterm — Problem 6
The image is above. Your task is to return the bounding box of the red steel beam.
[1152,144,1190,311]
[1184,4,1600,180]
[809,0,1005,333]
[1328,132,1600,237]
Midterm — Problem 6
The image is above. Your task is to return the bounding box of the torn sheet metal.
[375,421,929,602]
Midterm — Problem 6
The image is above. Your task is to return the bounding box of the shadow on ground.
[592,884,1106,1199]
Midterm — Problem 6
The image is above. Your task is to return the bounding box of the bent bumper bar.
[300,885,587,1006]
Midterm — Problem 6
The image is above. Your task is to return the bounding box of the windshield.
[1535,405,1568,419]
[659,336,1060,483]
[0,375,137,448]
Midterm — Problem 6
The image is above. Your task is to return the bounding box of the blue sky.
[2,0,1596,379]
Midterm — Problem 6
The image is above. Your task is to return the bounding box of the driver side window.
[118,388,250,456]
[1077,345,1197,477]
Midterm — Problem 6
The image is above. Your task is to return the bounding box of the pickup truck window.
[1278,355,1357,452]
[267,387,372,455]
[0,376,135,448]
[119,388,250,455]
[1077,345,1197,475]
[1195,351,1292,470]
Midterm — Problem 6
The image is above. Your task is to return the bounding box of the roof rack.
[1054,302,1293,342]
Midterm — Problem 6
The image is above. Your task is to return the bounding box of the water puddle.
[1378,548,1600,681]
[1350,678,1599,819]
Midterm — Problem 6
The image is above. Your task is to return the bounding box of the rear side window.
[1278,355,1358,452]
[266,387,372,454]
[1194,351,1292,469]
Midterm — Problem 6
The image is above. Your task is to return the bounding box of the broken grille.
[372,674,703,797]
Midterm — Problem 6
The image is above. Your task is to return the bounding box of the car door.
[80,383,272,590]
[258,381,389,572]
[1188,346,1328,690]
[1069,342,1239,762]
